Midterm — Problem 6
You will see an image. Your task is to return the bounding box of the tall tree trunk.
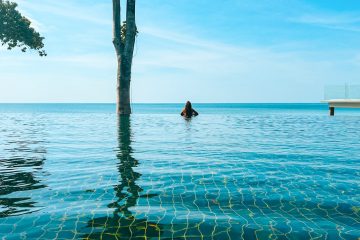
[112,0,136,114]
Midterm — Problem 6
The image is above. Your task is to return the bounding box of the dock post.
[329,106,335,116]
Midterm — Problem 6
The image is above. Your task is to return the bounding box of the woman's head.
[184,101,193,117]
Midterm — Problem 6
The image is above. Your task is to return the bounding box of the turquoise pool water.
[0,104,359,239]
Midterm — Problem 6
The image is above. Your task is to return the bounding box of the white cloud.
[0,53,115,69]
[16,0,111,26]
[291,13,360,32]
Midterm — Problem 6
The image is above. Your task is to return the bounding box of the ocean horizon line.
[0,102,326,104]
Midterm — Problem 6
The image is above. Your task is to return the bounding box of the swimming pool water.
[0,104,359,239]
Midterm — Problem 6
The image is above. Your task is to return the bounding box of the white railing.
[324,84,360,100]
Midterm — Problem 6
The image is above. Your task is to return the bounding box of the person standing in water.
[181,101,199,118]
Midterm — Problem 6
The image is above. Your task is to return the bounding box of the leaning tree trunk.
[112,0,136,114]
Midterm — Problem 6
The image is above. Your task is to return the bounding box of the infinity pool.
[0,104,359,239]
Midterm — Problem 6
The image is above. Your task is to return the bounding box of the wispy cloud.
[16,0,111,26]
[141,27,245,53]
[139,24,353,67]
[0,53,115,69]
[291,13,360,32]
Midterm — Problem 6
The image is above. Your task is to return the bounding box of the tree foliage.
[121,21,138,44]
[0,0,46,56]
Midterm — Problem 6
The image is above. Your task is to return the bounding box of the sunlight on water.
[0,104,359,239]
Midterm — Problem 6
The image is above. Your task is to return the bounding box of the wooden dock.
[322,99,360,116]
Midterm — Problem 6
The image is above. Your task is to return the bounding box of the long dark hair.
[185,101,192,117]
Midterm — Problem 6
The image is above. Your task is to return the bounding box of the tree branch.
[112,0,122,55]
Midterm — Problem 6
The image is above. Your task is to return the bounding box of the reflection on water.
[82,116,231,239]
[0,118,47,218]
[83,116,167,239]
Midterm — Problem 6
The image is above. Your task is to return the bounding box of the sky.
[1,0,360,103]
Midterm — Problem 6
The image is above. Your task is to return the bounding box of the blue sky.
[1,0,360,103]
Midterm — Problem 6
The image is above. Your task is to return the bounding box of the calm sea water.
[0,104,359,240]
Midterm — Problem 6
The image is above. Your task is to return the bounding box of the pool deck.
[322,99,360,116]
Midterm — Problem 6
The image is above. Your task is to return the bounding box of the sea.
[0,103,359,239]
